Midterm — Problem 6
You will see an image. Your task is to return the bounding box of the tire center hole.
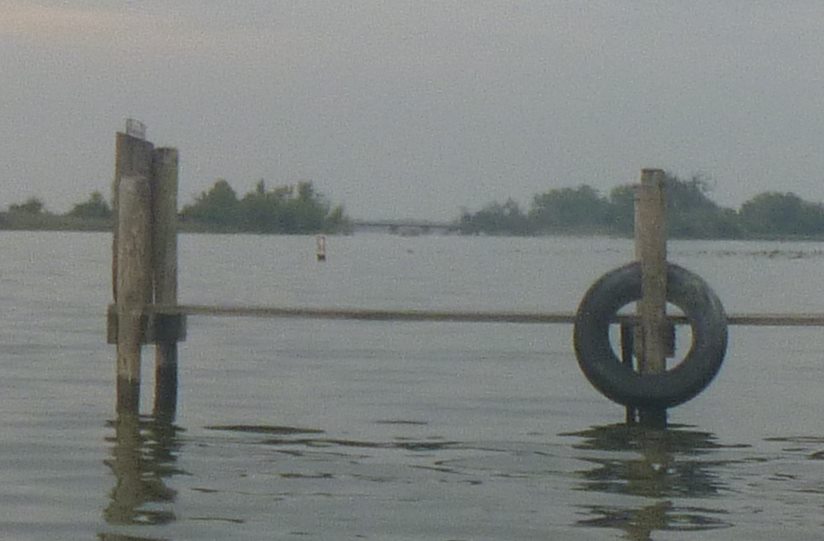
[609,302,694,372]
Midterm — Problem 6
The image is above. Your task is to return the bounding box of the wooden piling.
[115,175,153,413]
[113,132,154,302]
[634,169,668,427]
[110,124,187,415]
[151,147,180,418]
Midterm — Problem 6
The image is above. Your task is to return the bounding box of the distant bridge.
[352,220,462,235]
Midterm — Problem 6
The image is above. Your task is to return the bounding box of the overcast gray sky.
[3,1,823,221]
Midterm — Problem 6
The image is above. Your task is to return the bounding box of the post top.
[124,118,146,140]
[639,168,665,188]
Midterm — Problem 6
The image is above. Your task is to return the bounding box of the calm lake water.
[3,231,824,540]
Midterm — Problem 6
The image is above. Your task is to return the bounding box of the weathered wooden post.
[112,124,154,413]
[152,147,180,418]
[113,127,154,301]
[115,174,153,413]
[110,121,184,415]
[634,169,668,427]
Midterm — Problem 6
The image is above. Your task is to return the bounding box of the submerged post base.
[153,347,178,420]
[639,408,667,429]
[116,378,141,414]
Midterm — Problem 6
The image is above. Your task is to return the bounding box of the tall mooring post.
[633,169,668,427]
[151,147,180,419]
[110,121,185,416]
[114,174,152,412]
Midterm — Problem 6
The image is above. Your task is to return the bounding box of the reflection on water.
[9,233,824,539]
[98,534,167,541]
[564,423,749,540]
[206,423,462,451]
[100,413,185,539]
[93,415,824,539]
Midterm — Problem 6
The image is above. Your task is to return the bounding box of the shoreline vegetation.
[4,173,824,241]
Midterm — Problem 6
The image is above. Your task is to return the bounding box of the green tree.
[605,184,635,234]
[9,197,46,214]
[180,179,240,227]
[459,198,531,235]
[239,180,343,233]
[739,192,824,236]
[662,174,742,238]
[289,181,328,233]
[238,180,292,232]
[182,178,348,234]
[605,173,743,239]
[68,191,112,219]
[528,185,610,233]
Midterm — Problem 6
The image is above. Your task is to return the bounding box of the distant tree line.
[6,191,112,219]
[1,180,351,234]
[0,191,114,231]
[458,173,824,239]
[179,179,350,234]
[5,172,824,239]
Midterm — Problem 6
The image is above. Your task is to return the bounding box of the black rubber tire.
[573,262,728,409]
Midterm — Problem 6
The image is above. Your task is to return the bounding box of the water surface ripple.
[2,232,824,539]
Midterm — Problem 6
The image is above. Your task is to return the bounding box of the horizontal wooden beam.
[148,304,573,324]
[725,313,824,327]
[140,304,824,327]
